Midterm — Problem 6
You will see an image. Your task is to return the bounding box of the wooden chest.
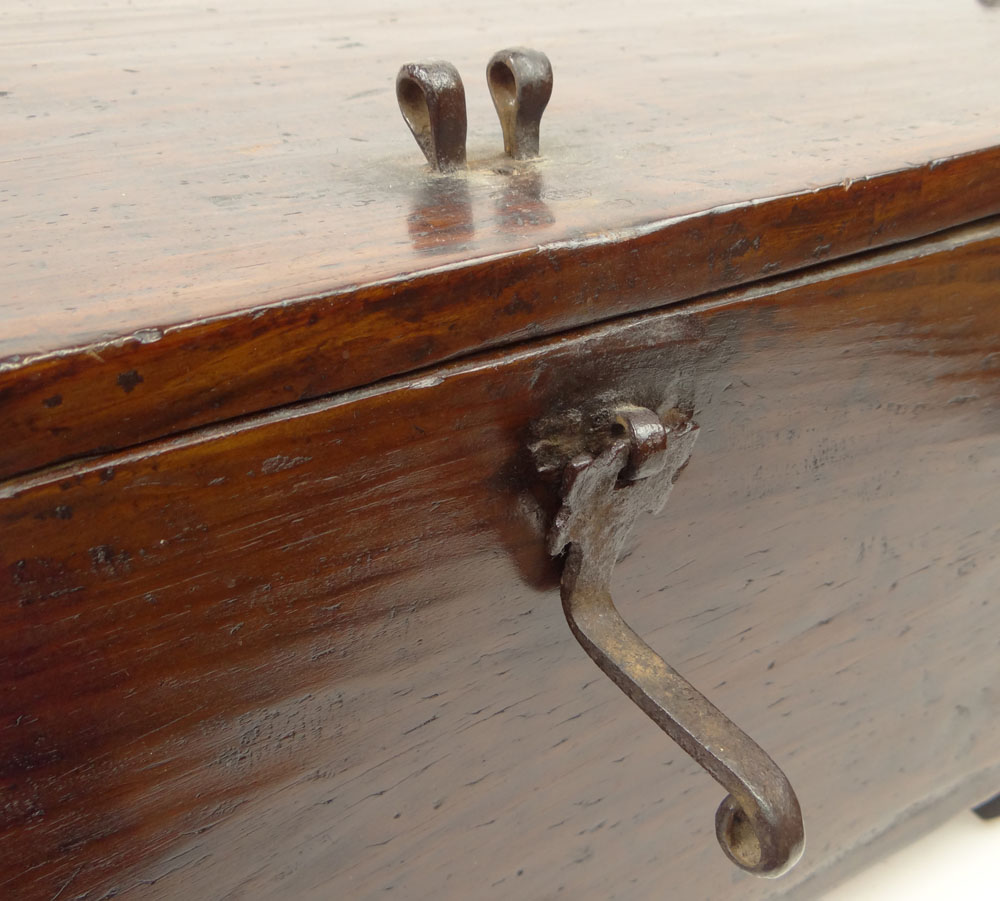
[3,2,1000,898]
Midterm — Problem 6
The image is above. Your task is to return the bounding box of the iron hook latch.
[535,404,805,877]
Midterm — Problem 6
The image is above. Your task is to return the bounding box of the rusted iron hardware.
[396,48,550,168]
[537,404,805,877]
[487,47,553,159]
[396,61,468,172]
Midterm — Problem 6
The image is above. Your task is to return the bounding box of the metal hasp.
[487,47,553,159]
[396,61,468,172]
[542,404,805,877]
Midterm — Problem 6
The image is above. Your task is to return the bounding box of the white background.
[823,807,1000,899]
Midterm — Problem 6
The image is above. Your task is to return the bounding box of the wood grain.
[4,0,1000,477]
[3,220,999,900]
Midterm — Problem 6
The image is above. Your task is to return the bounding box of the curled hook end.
[715,793,805,878]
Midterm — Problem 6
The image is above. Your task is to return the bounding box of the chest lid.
[3,0,1000,479]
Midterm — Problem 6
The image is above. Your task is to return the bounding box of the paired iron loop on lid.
[396,47,552,171]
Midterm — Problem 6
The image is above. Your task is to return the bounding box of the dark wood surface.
[3,219,999,900]
[4,1,1000,478]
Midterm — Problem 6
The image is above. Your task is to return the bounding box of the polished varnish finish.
[3,1,1000,478]
[3,219,1000,899]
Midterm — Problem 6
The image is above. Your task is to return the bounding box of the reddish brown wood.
[3,0,1000,477]
[3,220,1000,900]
